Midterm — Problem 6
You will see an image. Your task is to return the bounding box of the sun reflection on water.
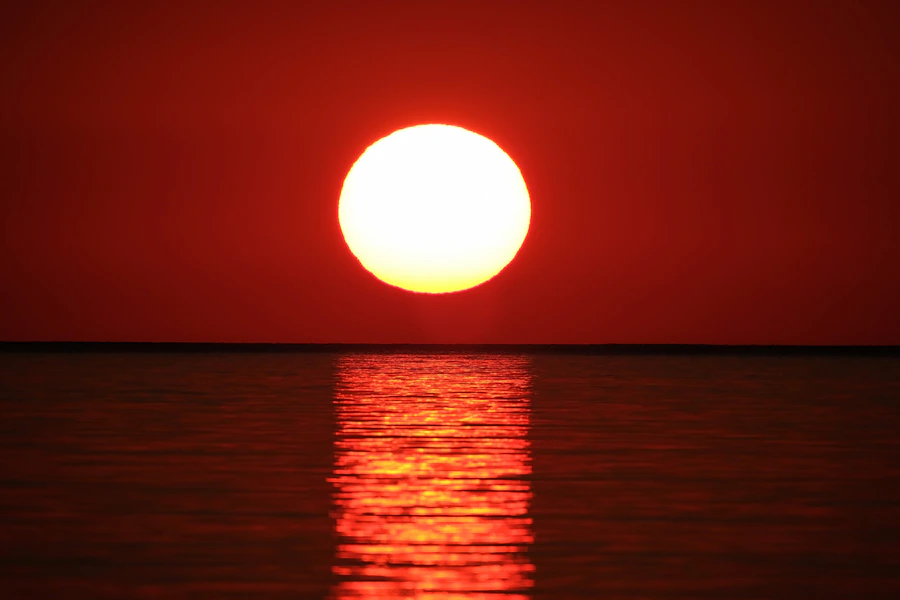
[331,353,534,599]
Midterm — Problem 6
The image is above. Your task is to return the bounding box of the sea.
[1,348,899,599]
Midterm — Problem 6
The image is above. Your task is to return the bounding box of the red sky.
[2,1,898,344]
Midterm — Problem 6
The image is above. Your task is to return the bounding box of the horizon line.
[1,341,898,355]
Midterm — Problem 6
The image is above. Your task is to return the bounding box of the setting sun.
[338,124,531,294]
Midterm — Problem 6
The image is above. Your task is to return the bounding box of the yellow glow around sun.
[338,124,531,294]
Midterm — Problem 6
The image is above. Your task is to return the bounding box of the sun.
[338,124,531,294]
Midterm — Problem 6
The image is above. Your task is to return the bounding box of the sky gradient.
[2,1,898,344]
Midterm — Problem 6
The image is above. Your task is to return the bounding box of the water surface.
[1,351,898,598]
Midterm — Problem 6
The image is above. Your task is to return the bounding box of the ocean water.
[1,351,899,599]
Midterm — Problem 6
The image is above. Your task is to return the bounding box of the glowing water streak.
[331,354,534,599]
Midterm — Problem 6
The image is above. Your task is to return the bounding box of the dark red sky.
[2,1,898,344]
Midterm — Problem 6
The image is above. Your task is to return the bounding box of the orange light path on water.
[331,354,534,599]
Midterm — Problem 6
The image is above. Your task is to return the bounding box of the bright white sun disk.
[338,124,531,294]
